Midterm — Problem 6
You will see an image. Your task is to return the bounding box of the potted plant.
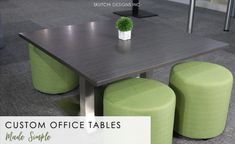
[116,17,133,40]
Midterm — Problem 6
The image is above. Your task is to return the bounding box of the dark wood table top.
[19,19,228,86]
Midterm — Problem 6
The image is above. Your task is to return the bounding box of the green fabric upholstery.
[104,78,176,144]
[29,44,79,94]
[170,61,233,139]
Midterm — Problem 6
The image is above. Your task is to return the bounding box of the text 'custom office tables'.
[19,19,228,116]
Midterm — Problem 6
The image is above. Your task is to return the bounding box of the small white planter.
[118,30,131,40]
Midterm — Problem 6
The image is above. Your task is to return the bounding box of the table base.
[114,10,158,18]
[80,76,105,116]
[79,71,155,116]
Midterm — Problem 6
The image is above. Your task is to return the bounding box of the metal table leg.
[232,0,235,17]
[187,0,196,34]
[79,75,104,116]
[224,0,234,31]
[140,70,154,79]
[79,69,155,116]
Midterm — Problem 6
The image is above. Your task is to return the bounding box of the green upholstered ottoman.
[169,61,233,139]
[104,78,176,144]
[29,44,79,94]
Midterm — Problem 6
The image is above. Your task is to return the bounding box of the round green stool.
[104,78,176,144]
[169,61,233,139]
[29,44,79,94]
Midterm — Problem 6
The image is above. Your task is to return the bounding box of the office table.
[19,19,228,116]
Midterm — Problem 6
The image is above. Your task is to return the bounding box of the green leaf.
[116,17,133,32]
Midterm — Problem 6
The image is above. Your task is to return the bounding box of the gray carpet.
[0,0,235,143]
